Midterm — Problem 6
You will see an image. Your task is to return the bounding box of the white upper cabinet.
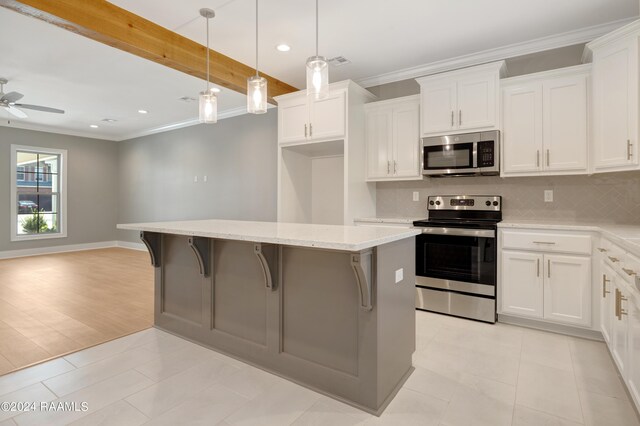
[365,95,421,181]
[501,65,589,177]
[587,21,640,172]
[277,89,346,145]
[416,61,505,137]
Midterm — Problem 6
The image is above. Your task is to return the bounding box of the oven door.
[415,227,496,291]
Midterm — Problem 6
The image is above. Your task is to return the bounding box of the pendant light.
[247,0,267,114]
[306,0,328,100]
[199,8,217,124]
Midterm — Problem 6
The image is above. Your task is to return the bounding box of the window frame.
[10,145,68,241]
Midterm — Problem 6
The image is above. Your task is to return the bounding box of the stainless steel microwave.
[422,130,500,177]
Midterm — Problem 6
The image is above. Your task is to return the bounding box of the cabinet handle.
[602,274,611,298]
[309,123,313,137]
[615,288,621,320]
[608,256,619,263]
[622,268,637,276]
[394,161,397,174]
[628,140,633,160]
[459,110,462,126]
[533,241,555,245]
[451,111,454,127]
[387,160,390,174]
[537,258,540,277]
[304,124,308,138]
[536,150,540,168]
[546,149,550,167]
[547,259,550,278]
[597,247,607,253]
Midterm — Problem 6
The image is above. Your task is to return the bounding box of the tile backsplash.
[376,172,640,224]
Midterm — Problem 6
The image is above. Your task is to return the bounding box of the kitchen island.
[117,219,419,414]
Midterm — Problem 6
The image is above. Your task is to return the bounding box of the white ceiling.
[0,0,638,141]
[0,7,247,141]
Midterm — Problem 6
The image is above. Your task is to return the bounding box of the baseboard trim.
[498,314,604,341]
[0,240,146,259]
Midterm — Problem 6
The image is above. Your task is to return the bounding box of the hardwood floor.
[0,248,153,375]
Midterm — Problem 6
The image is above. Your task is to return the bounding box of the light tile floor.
[0,311,638,425]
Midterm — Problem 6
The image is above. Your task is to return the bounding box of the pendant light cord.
[315,0,319,56]
[206,16,210,91]
[255,0,259,77]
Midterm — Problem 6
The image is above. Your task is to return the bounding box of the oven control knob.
[485,201,491,206]
[429,201,434,206]
[493,201,499,206]
[435,201,441,206]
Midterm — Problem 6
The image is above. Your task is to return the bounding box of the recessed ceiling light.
[89,124,99,128]
[210,87,221,93]
[276,44,291,52]
[101,118,117,123]
[179,96,197,103]
[138,109,148,114]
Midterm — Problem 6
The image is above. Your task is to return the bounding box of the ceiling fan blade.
[13,103,65,114]
[1,91,24,103]
[4,106,28,118]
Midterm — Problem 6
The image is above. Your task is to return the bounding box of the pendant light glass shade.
[247,0,267,114]
[199,89,218,123]
[199,8,217,124]
[306,55,328,100]
[247,75,267,114]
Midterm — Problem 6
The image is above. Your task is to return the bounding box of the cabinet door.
[543,254,591,326]
[456,73,497,131]
[502,83,543,174]
[627,298,640,406]
[501,251,543,318]
[365,108,393,180]
[309,91,346,141]
[612,282,629,374]
[392,102,421,178]
[592,38,638,170]
[600,261,615,344]
[543,75,588,172]
[279,97,309,144]
[420,80,457,135]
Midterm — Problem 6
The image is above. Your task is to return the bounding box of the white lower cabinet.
[627,298,640,406]
[600,261,615,344]
[501,251,544,318]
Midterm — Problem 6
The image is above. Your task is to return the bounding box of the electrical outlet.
[412,192,419,202]
[203,175,208,182]
[544,190,554,202]
[395,268,404,283]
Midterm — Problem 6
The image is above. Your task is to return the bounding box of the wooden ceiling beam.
[0,0,298,103]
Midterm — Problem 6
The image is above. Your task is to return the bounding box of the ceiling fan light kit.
[199,8,218,124]
[306,0,329,100]
[247,0,267,114]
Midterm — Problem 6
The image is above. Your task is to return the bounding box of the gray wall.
[117,109,278,242]
[0,126,118,252]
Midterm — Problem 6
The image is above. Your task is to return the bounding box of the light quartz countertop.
[354,217,422,225]
[499,220,640,255]
[117,219,420,251]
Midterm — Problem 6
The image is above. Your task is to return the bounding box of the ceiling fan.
[0,78,65,118]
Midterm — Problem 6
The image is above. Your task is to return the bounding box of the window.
[11,145,67,241]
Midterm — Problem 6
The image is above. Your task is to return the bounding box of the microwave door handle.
[472,142,478,168]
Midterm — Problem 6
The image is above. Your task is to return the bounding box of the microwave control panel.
[477,141,495,167]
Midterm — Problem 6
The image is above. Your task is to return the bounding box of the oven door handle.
[419,227,495,238]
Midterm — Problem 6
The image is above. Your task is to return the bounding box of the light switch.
[194,176,198,183]
[203,175,208,182]
[544,190,553,202]
[412,192,419,202]
[395,268,404,283]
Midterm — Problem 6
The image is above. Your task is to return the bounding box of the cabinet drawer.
[501,230,591,254]
[620,251,640,285]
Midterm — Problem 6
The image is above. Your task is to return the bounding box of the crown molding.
[0,120,119,141]
[356,17,638,88]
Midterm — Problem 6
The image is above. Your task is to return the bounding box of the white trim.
[117,104,274,141]
[0,240,148,260]
[116,240,147,251]
[10,145,68,242]
[356,17,638,88]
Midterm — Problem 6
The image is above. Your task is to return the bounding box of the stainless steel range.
[413,195,502,323]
